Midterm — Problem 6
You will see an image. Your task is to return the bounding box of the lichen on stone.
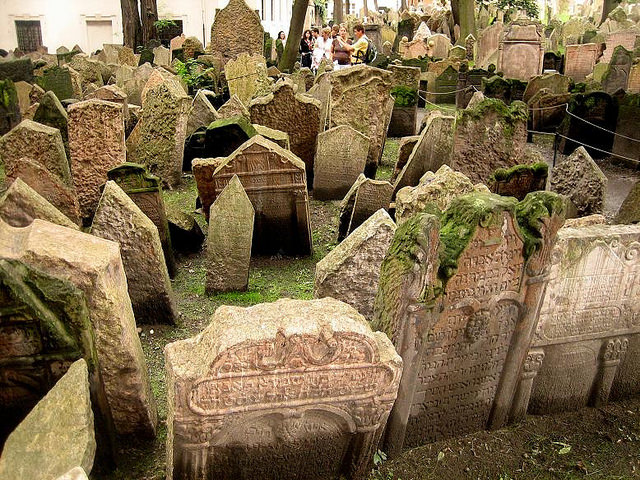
[489,162,548,183]
[515,190,566,259]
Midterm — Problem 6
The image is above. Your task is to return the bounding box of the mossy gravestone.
[338,174,393,242]
[488,162,549,200]
[209,0,264,64]
[0,79,21,135]
[373,191,565,454]
[34,91,69,159]
[165,298,402,480]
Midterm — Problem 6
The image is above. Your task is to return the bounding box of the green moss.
[456,97,528,129]
[206,115,257,136]
[515,191,566,259]
[438,192,517,282]
[391,86,418,107]
[490,162,548,183]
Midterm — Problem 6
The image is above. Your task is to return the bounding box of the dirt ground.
[91,129,640,480]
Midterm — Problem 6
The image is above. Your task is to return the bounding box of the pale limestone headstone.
[0,119,71,186]
[165,297,402,480]
[315,209,396,320]
[153,45,171,66]
[550,146,607,216]
[0,360,95,480]
[218,94,251,120]
[0,219,158,437]
[91,181,177,325]
[338,174,393,241]
[225,53,271,106]
[55,467,89,480]
[614,181,640,224]
[68,99,126,221]
[186,89,219,137]
[126,78,190,189]
[498,22,544,81]
[206,175,254,293]
[392,135,420,182]
[0,177,79,229]
[209,0,264,63]
[313,125,370,200]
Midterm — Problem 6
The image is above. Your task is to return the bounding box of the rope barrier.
[527,103,569,111]
[564,104,640,144]
[555,133,640,164]
[527,130,556,136]
[418,93,457,111]
[417,85,474,95]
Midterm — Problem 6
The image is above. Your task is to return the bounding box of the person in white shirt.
[312,27,333,71]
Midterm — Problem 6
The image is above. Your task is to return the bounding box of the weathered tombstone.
[451,98,528,184]
[455,64,491,108]
[165,297,402,480]
[313,125,370,200]
[527,88,571,133]
[0,57,34,82]
[601,46,632,94]
[0,119,71,186]
[0,79,21,135]
[326,65,394,178]
[204,115,257,159]
[373,191,565,454]
[218,93,251,120]
[118,62,154,106]
[0,360,95,480]
[0,219,158,437]
[209,136,312,255]
[315,209,396,320]
[186,89,219,137]
[153,45,171,67]
[550,146,607,216]
[628,64,640,94]
[516,223,640,417]
[498,22,544,81]
[68,99,126,221]
[253,124,290,149]
[68,56,104,90]
[167,208,205,253]
[488,162,548,200]
[465,34,476,61]
[209,0,264,63]
[601,30,640,63]
[558,92,618,158]
[392,135,420,182]
[249,81,321,185]
[206,175,254,293]
[394,165,482,225]
[388,65,420,136]
[225,53,271,106]
[428,34,453,59]
[33,91,69,158]
[126,78,190,189]
[522,72,571,104]
[477,22,503,68]
[393,111,456,194]
[0,177,78,229]
[614,180,640,224]
[117,47,138,67]
[611,92,640,164]
[91,181,176,324]
[338,174,394,241]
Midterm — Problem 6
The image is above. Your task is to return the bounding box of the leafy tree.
[494,0,539,19]
[278,0,308,72]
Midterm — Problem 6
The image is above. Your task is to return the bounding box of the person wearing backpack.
[336,24,374,65]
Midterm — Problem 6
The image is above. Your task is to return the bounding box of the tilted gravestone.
[0,219,158,437]
[513,223,640,418]
[35,66,75,101]
[165,297,402,480]
[488,162,549,200]
[338,174,393,241]
[522,72,571,104]
[498,22,544,81]
[249,81,321,186]
[564,44,600,83]
[0,79,21,135]
[373,191,565,454]
[601,46,632,94]
[388,65,421,137]
[210,136,312,256]
[315,209,396,320]
[91,181,177,325]
[313,125,370,201]
[614,180,640,224]
[601,30,640,63]
[186,89,219,138]
[225,53,271,106]
[217,94,251,120]
[68,99,126,222]
[209,0,264,64]
[0,58,34,83]
[107,163,176,277]
[391,135,420,182]
[33,91,69,159]
[206,175,254,293]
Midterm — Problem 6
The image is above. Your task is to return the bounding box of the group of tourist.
[300,24,369,72]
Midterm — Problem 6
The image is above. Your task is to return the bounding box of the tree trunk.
[600,0,618,23]
[140,0,159,46]
[334,0,344,23]
[278,0,308,72]
[457,0,476,45]
[373,0,379,14]
[400,0,407,13]
[346,0,350,18]
[363,0,369,19]
[121,0,143,48]
[450,0,461,29]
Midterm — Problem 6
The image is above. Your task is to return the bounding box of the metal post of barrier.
[553,132,558,167]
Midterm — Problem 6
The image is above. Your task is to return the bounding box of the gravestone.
[550,146,607,216]
[165,297,402,480]
[249,81,321,186]
[393,111,455,194]
[153,46,171,67]
[498,22,544,81]
[182,37,204,60]
[522,72,571,103]
[85,84,129,120]
[517,223,640,417]
[373,191,565,454]
[0,360,95,480]
[126,78,190,189]
[628,64,640,94]
[428,34,453,59]
[117,47,137,67]
[477,23,502,69]
[527,88,571,133]
[388,65,420,137]
[225,53,271,106]
[0,79,21,135]
[107,163,176,277]
[218,94,251,120]
[392,135,420,182]
[253,124,290,150]
[68,56,104,90]
[455,64,491,108]
[601,30,640,63]
[0,178,78,229]
[0,219,157,437]
[601,46,632,94]
[204,115,257,160]
[564,45,599,83]
[465,34,476,61]
[326,65,394,178]
[315,209,396,320]
[33,91,69,159]
[427,65,458,104]
[36,66,75,101]
[6,157,81,224]
[209,0,264,64]
[394,165,481,225]
[0,58,34,82]
[0,119,71,186]
[68,99,126,221]
[91,181,176,325]
[313,125,370,200]
[338,174,394,241]
[167,208,205,253]
[451,98,528,184]
[614,181,640,224]
[118,63,154,106]
[488,162,548,200]
[186,89,219,137]
[558,92,618,158]
[206,175,254,293]
[210,136,312,256]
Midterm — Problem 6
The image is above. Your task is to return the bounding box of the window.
[157,19,183,47]
[15,20,42,52]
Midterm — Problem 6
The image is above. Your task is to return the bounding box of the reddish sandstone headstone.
[565,44,600,83]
